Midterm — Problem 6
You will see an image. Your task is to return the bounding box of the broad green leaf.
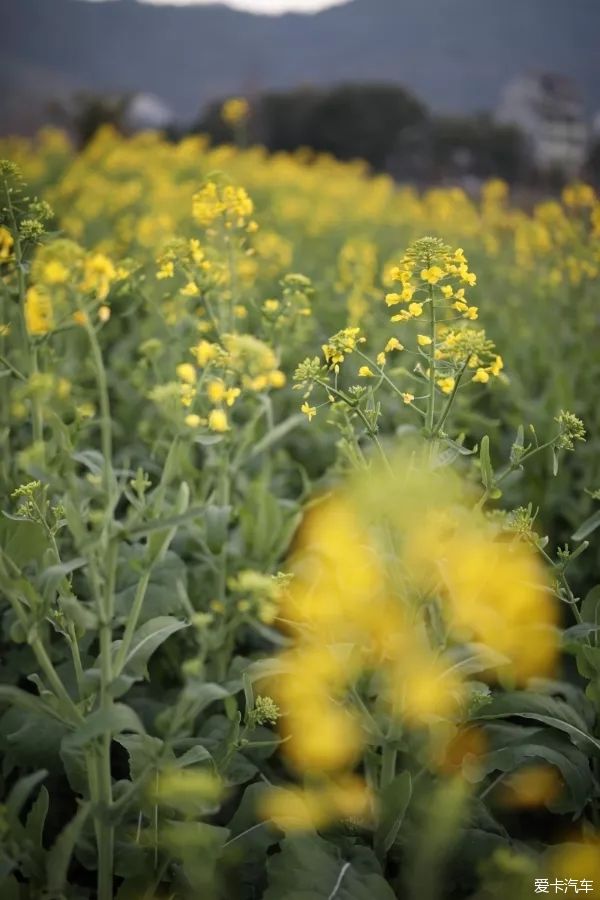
[224,783,282,897]
[0,685,63,722]
[181,681,237,718]
[0,875,20,900]
[114,548,187,624]
[25,785,49,851]
[126,506,204,539]
[572,510,600,541]
[0,518,48,568]
[475,692,600,754]
[63,703,145,749]
[39,557,87,592]
[6,770,47,822]
[442,644,511,679]
[116,733,167,781]
[581,585,600,625]
[194,434,224,446]
[0,706,69,772]
[470,732,592,815]
[117,616,188,679]
[72,449,105,474]
[60,742,90,796]
[175,744,213,768]
[161,820,230,892]
[205,504,231,554]
[249,414,304,458]
[45,801,90,894]
[263,834,396,900]
[375,770,412,854]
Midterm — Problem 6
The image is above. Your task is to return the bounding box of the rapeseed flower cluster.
[264,459,557,829]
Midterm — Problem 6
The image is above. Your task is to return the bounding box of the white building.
[123,93,174,133]
[496,73,588,177]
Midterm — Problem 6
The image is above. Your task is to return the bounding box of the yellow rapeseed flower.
[25,286,53,335]
[176,363,197,385]
[301,401,317,422]
[181,281,199,297]
[208,408,229,432]
[385,337,404,353]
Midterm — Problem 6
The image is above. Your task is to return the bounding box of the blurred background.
[2,0,599,189]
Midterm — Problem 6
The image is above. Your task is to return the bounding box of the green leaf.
[375,770,412,854]
[581,585,600,625]
[72,449,105,474]
[63,703,145,749]
[572,511,600,542]
[59,592,98,632]
[126,507,204,539]
[0,875,20,900]
[0,518,48,568]
[224,783,281,897]
[470,731,592,815]
[474,692,600,755]
[6,770,48,823]
[0,685,63,722]
[480,435,493,490]
[116,733,167,781]
[114,548,187,624]
[194,434,224,446]
[60,742,90,796]
[205,505,231,554]
[181,681,237,718]
[117,616,188,679]
[263,834,396,900]
[25,785,49,851]
[442,644,511,679]
[161,820,230,891]
[45,801,90,894]
[249,414,304,458]
[175,745,213,768]
[39,557,87,593]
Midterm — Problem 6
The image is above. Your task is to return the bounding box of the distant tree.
[299,83,427,170]
[429,114,527,183]
[585,138,600,188]
[195,87,533,185]
[49,91,131,147]
[195,83,427,172]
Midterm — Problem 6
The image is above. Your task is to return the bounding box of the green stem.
[30,344,44,452]
[96,541,118,900]
[355,348,419,406]
[433,357,470,437]
[381,743,398,789]
[495,437,558,486]
[113,568,151,675]
[426,285,436,436]
[83,314,113,497]
[67,623,85,699]
[0,353,26,381]
[30,635,83,723]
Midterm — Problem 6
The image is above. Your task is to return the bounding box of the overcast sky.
[86,0,347,13]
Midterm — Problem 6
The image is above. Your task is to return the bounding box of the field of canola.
[1,127,600,899]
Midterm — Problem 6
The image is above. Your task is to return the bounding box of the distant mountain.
[1,0,599,135]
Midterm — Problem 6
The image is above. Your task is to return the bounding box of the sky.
[85,0,347,13]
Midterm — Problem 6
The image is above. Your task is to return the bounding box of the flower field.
[1,127,600,899]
